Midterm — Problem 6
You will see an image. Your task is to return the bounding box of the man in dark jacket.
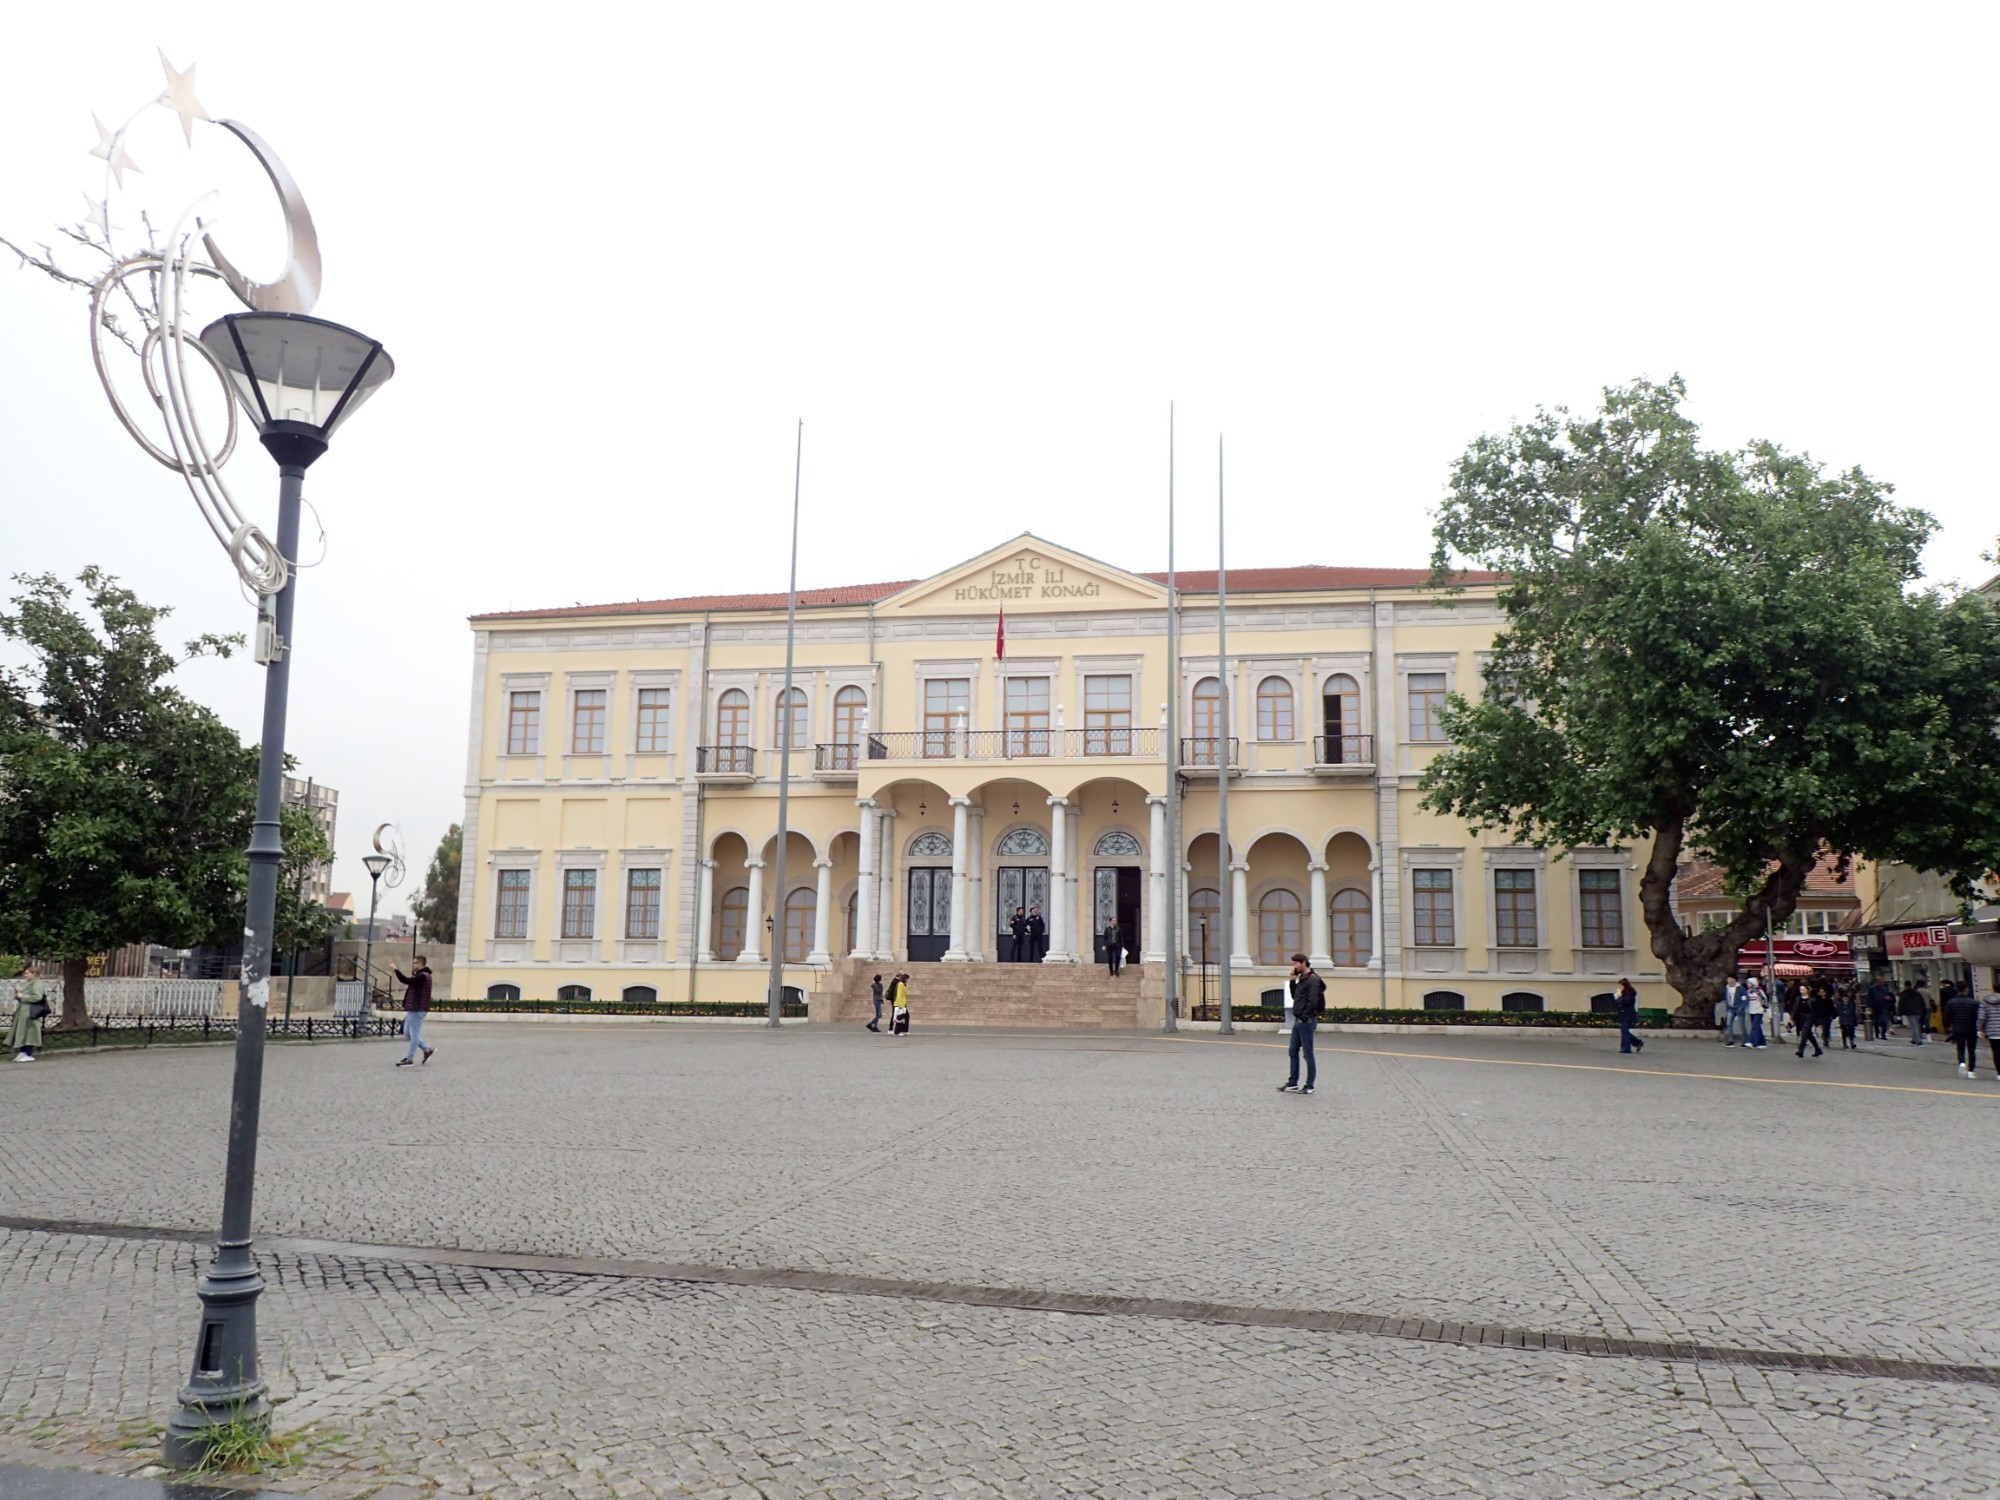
[1899,983,1926,1045]
[1009,908,1028,963]
[1942,982,1981,1077]
[1616,978,1645,1054]
[1278,954,1326,1095]
[1867,978,1894,1040]
[392,956,434,1066]
[1027,905,1047,962]
[1810,984,1836,1048]
[1103,918,1123,976]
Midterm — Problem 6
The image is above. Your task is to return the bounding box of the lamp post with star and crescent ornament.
[40,53,397,1467]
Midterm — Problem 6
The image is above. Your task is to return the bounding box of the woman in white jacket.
[1745,978,1769,1049]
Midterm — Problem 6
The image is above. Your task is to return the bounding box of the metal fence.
[44,1014,403,1051]
[81,977,226,1020]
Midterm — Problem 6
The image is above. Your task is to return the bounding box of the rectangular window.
[1580,870,1624,948]
[495,869,531,939]
[635,688,671,753]
[923,677,970,757]
[561,869,597,939]
[1494,868,1537,948]
[571,689,607,754]
[1005,676,1050,757]
[1408,672,1447,743]
[625,867,662,940]
[505,691,541,755]
[1083,673,1132,755]
[1412,869,1455,947]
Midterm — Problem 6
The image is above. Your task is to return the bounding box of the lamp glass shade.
[361,853,393,879]
[199,312,394,440]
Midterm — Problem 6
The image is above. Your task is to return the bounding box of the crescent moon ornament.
[372,824,408,890]
[201,119,322,314]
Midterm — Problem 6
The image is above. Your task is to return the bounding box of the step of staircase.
[813,959,1148,1029]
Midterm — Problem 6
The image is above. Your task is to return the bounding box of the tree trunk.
[1639,819,1814,1020]
[57,956,90,1030]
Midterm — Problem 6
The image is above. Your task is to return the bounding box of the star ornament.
[81,193,111,236]
[157,49,209,144]
[88,113,141,188]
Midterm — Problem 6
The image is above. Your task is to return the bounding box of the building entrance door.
[906,867,951,962]
[1092,866,1142,964]
[995,865,1049,962]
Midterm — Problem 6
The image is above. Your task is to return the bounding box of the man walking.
[1616,978,1646,1054]
[1792,986,1823,1059]
[1900,981,1926,1045]
[1027,905,1047,962]
[1103,917,1123,976]
[1009,908,1028,963]
[1811,983,1835,1049]
[1724,975,1749,1046]
[393,955,434,1066]
[867,973,884,1032]
[1867,976,1894,1040]
[1277,953,1325,1095]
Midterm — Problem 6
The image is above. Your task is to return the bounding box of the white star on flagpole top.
[88,113,141,188]
[157,50,209,145]
[81,193,111,235]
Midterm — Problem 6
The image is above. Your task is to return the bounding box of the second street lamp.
[361,851,392,1024]
[164,312,393,1467]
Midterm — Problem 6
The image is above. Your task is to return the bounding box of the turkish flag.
[996,608,1006,661]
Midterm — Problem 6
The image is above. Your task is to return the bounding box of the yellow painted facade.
[452,535,1669,1013]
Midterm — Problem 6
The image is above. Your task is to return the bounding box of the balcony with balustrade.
[695,745,757,783]
[862,727,1164,764]
[1310,733,1375,776]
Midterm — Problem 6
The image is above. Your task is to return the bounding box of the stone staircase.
[814,957,1149,1029]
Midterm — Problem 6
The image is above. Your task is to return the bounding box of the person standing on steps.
[1027,905,1047,963]
[1616,978,1645,1054]
[9,964,52,1063]
[1103,917,1123,976]
[1277,953,1325,1095]
[867,973,884,1032]
[1009,908,1028,963]
[393,955,435,1066]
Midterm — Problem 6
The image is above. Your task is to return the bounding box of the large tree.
[1421,378,2000,1016]
[411,823,461,945]
[0,570,257,1026]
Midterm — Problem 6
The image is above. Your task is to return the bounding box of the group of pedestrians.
[1717,971,2000,1077]
[867,972,912,1036]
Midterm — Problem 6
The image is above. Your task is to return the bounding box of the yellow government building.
[449,535,1663,1021]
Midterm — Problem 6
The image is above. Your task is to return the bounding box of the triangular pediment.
[880,534,1167,614]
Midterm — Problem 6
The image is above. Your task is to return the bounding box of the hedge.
[424,997,806,1019]
[1192,1005,1673,1028]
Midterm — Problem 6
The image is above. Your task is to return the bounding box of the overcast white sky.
[3,2,1995,916]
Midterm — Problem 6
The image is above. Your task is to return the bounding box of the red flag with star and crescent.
[995,608,1006,660]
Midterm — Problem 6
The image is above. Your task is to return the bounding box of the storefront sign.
[1885,925,1959,960]
[1736,935,1854,970]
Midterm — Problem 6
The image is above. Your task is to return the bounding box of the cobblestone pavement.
[1,1023,1996,1496]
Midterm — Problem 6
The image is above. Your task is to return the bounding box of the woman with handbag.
[10,964,53,1062]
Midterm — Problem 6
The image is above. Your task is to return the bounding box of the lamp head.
[199,311,393,469]
[362,852,392,881]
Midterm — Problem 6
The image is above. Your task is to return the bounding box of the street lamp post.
[163,312,393,1467]
[361,851,392,1026]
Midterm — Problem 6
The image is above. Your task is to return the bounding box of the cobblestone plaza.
[1,1022,1995,1498]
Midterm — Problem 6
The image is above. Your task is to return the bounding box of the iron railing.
[863,727,1163,761]
[1180,736,1239,768]
[41,1014,404,1051]
[1313,733,1375,766]
[696,745,756,775]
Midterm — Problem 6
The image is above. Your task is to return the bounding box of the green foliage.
[275,800,339,958]
[412,822,461,945]
[0,571,257,1023]
[1421,379,2000,1012]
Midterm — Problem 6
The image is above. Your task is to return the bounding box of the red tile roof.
[472,565,1497,622]
[1677,853,1859,902]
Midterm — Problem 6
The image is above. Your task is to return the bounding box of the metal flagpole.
[1216,434,1234,1034]
[767,420,804,1027]
[1163,403,1180,1032]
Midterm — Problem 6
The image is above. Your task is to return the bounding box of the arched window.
[783,886,815,963]
[716,689,750,746]
[622,985,658,1004]
[1322,673,1361,762]
[1191,677,1225,764]
[1422,990,1465,1011]
[833,685,867,747]
[909,831,953,858]
[1330,888,1372,967]
[1501,991,1545,1013]
[773,687,808,751]
[996,827,1049,857]
[1189,887,1223,963]
[485,983,520,1002]
[557,983,593,1003]
[1257,888,1303,965]
[1093,830,1143,857]
[1256,676,1294,742]
[717,885,749,960]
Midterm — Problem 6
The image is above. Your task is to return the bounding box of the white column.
[1180,860,1192,965]
[944,797,971,961]
[739,858,766,962]
[1308,860,1332,968]
[853,800,878,961]
[696,859,717,962]
[1144,795,1168,963]
[1230,859,1253,969]
[1045,797,1072,963]
[876,812,897,959]
[1368,859,1385,970]
[967,806,986,961]
[1067,805,1083,962]
[808,857,835,964]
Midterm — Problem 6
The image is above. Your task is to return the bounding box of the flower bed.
[426,997,807,1019]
